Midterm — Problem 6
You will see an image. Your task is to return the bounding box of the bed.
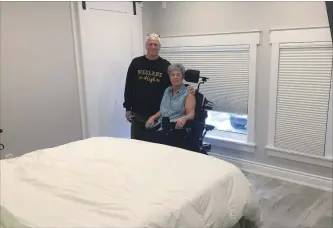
[0,137,262,228]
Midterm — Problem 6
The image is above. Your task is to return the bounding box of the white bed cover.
[0,137,262,228]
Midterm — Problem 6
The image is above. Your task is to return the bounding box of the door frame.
[69,1,143,139]
[0,1,4,156]
[70,1,88,139]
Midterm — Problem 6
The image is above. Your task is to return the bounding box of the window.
[266,27,333,167]
[205,111,248,142]
[159,32,259,152]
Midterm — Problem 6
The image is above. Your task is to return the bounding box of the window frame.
[266,27,333,168]
[161,31,260,153]
[325,83,332,159]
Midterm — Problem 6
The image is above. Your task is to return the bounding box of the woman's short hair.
[168,63,186,77]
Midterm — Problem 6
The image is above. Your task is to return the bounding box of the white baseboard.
[209,153,333,192]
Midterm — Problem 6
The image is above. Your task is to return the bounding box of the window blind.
[274,44,333,156]
[160,46,250,115]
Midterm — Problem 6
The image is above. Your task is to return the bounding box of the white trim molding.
[267,43,279,146]
[265,146,333,168]
[210,153,333,192]
[270,27,331,44]
[161,45,249,52]
[325,77,333,159]
[161,30,261,38]
[161,31,260,150]
[267,27,333,166]
[162,32,261,48]
[246,44,257,144]
[206,136,255,153]
[70,2,88,139]
[270,25,329,32]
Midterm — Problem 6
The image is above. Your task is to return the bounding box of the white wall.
[142,1,332,178]
[0,2,82,156]
[0,1,144,157]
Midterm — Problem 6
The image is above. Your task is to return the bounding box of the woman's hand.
[175,117,187,129]
[145,116,156,128]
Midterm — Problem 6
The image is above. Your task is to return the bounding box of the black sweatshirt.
[123,55,171,117]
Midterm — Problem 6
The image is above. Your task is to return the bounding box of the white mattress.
[0,137,262,228]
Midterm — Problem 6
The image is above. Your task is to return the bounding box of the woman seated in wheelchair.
[145,63,196,131]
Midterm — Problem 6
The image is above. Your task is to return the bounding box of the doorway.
[76,1,143,138]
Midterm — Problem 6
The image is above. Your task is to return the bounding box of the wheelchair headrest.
[185,69,200,83]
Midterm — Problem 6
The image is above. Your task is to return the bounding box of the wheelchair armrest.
[161,117,196,134]
[205,124,215,131]
[166,119,195,131]
[183,119,195,129]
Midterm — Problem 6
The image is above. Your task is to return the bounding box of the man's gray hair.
[168,63,186,77]
[145,33,161,45]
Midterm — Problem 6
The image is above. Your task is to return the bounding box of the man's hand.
[187,86,196,95]
[175,116,187,129]
[125,110,133,122]
[145,116,156,129]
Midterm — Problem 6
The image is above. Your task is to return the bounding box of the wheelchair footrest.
[202,142,211,151]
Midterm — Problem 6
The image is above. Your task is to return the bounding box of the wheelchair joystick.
[161,117,172,134]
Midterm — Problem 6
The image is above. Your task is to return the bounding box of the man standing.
[123,33,171,140]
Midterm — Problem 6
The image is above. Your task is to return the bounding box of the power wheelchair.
[141,69,215,155]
